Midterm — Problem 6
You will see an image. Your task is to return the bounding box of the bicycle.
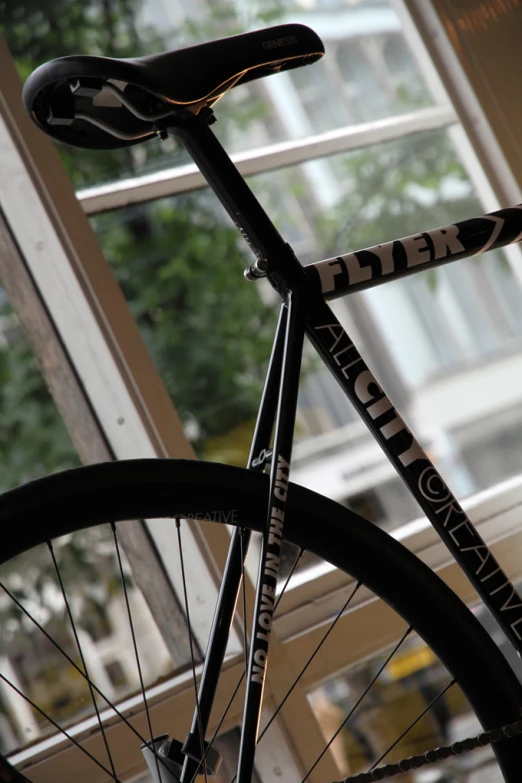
[8,20,522,783]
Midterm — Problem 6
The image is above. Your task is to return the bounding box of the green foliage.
[318,129,479,259]
[1,0,151,64]
[0,0,278,482]
[93,195,276,451]
[1,0,175,188]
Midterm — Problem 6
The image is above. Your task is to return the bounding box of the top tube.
[306,203,522,299]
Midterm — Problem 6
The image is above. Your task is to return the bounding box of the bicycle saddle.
[22,24,324,150]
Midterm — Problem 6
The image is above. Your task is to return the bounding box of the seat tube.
[179,306,287,783]
[167,112,304,289]
[237,289,306,783]
[169,111,308,780]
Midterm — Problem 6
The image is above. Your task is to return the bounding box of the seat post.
[167,110,305,292]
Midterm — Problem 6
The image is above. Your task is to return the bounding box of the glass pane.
[249,130,522,516]
[3,0,435,188]
[90,186,354,466]
[307,129,522,383]
[92,191,277,465]
[0,527,191,755]
[0,292,189,757]
[270,130,522,515]
[309,639,498,781]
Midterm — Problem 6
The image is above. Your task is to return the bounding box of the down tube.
[306,298,522,654]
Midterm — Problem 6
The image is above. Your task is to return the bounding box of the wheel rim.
[1,460,521,783]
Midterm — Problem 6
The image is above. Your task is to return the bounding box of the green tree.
[0,0,280,485]
[93,195,277,452]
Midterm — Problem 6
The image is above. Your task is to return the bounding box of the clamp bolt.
[244,258,269,281]
[154,125,168,141]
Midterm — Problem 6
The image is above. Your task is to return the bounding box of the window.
[3,1,522,781]
[309,641,478,780]
[0,528,181,755]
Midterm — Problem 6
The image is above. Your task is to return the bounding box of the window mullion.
[77,105,456,214]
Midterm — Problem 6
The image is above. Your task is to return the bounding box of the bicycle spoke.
[47,540,117,781]
[277,548,304,602]
[301,626,413,783]
[191,547,306,783]
[221,577,362,783]
[257,581,362,746]
[111,522,161,783]
[368,678,456,772]
[239,528,249,672]
[1,473,510,783]
[176,518,208,783]
[0,580,161,751]
[0,672,120,781]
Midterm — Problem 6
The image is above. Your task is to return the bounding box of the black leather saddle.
[23,24,324,150]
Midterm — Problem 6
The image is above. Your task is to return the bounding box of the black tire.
[2,459,522,782]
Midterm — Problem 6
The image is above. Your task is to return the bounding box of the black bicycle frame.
[306,204,522,298]
[179,307,288,783]
[169,110,522,780]
[171,111,307,783]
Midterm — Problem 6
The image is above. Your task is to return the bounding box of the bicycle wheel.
[1,459,521,783]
